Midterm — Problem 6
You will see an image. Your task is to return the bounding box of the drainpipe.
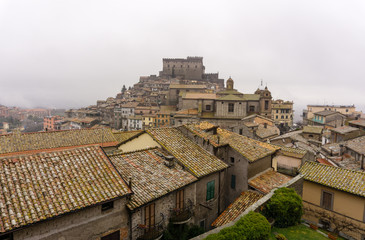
[218,170,221,215]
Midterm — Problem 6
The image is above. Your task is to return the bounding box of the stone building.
[179,122,281,206]
[108,148,197,240]
[303,104,356,124]
[173,78,276,129]
[308,110,347,128]
[271,99,294,127]
[159,57,224,87]
[115,127,228,230]
[0,145,132,240]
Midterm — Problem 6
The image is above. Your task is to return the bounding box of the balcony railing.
[136,217,164,240]
[169,204,193,224]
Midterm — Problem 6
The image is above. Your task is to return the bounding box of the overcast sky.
[0,0,364,119]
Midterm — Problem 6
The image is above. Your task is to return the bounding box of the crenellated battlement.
[163,56,203,63]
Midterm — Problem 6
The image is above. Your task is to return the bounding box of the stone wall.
[130,183,196,240]
[13,198,129,240]
[247,155,272,179]
[191,175,304,240]
[215,101,247,118]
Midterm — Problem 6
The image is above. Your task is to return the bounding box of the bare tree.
[304,205,365,237]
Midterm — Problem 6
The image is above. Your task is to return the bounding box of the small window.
[228,103,234,112]
[101,230,120,240]
[206,105,211,111]
[230,157,235,163]
[239,129,243,135]
[276,116,278,119]
[265,100,269,110]
[276,110,278,113]
[321,191,333,210]
[199,219,206,229]
[101,201,114,211]
[281,116,284,119]
[249,106,255,112]
[206,180,215,201]
[231,175,236,189]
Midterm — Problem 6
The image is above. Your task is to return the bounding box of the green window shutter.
[231,175,236,189]
[206,180,215,201]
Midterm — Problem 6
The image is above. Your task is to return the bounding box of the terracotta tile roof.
[184,122,280,162]
[113,130,143,144]
[109,148,197,210]
[300,161,365,197]
[248,169,292,194]
[211,191,263,227]
[0,128,118,155]
[0,146,131,233]
[147,128,228,178]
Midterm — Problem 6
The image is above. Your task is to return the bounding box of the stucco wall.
[302,181,365,222]
[118,133,160,152]
[13,198,129,240]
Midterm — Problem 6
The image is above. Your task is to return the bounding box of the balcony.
[136,220,164,240]
[169,206,193,224]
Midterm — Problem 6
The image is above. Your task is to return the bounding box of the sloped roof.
[248,169,292,194]
[300,161,365,197]
[0,128,118,155]
[255,125,280,139]
[184,122,280,162]
[302,126,323,134]
[278,146,307,159]
[242,94,260,101]
[169,84,206,89]
[184,93,216,100]
[147,128,228,178]
[217,94,244,101]
[346,135,365,154]
[330,126,359,134]
[0,146,131,233]
[211,191,263,227]
[109,148,197,210]
[349,119,365,128]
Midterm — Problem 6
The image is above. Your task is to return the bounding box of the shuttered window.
[231,175,236,189]
[321,191,333,210]
[176,189,184,210]
[145,203,155,229]
[206,180,215,201]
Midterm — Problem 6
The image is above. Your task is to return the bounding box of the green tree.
[263,187,303,228]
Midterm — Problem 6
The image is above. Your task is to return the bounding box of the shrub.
[204,212,270,240]
[263,187,303,228]
[235,212,271,240]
